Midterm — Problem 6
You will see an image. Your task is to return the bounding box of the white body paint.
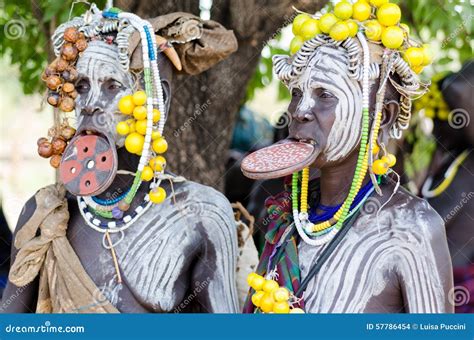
[298,190,453,313]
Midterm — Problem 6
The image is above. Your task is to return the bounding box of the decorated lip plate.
[241,141,319,180]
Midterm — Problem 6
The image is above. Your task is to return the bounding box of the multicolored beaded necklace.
[76,7,167,234]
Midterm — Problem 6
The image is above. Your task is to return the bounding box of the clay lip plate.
[241,140,319,179]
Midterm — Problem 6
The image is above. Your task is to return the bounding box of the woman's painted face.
[287,45,363,164]
[74,40,134,147]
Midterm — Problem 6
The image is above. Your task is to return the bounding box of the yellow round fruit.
[250,275,265,291]
[118,95,135,115]
[135,119,148,135]
[370,0,388,7]
[438,109,450,120]
[141,166,154,181]
[371,142,380,155]
[125,119,136,133]
[329,21,350,41]
[334,1,353,20]
[149,187,166,204]
[403,47,424,67]
[124,132,144,154]
[151,130,161,140]
[247,273,258,286]
[292,13,311,36]
[421,44,433,66]
[133,105,147,120]
[381,26,404,49]
[383,154,397,167]
[346,19,359,37]
[116,121,130,136]
[290,36,304,54]
[424,107,435,118]
[251,291,265,307]
[263,280,279,293]
[365,20,383,41]
[372,159,389,175]
[273,287,290,302]
[273,301,290,314]
[412,65,424,74]
[132,90,147,106]
[300,18,321,40]
[318,13,338,34]
[352,1,371,22]
[259,293,275,313]
[153,108,161,123]
[290,308,305,314]
[152,137,168,154]
[400,23,410,36]
[377,3,401,26]
[149,156,166,172]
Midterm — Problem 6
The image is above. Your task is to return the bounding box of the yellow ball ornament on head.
[141,166,154,181]
[370,0,389,7]
[116,121,130,136]
[124,132,144,154]
[403,47,424,67]
[118,95,135,115]
[290,36,304,54]
[377,3,401,26]
[381,26,404,49]
[300,18,321,40]
[329,21,350,41]
[133,106,147,120]
[273,301,290,314]
[149,156,166,172]
[352,1,371,22]
[334,1,353,20]
[292,13,311,36]
[152,137,168,154]
[135,119,148,135]
[319,13,339,33]
[259,293,275,313]
[251,291,265,307]
[346,19,359,37]
[273,287,290,302]
[365,20,383,41]
[132,90,147,106]
[250,275,265,291]
[149,187,167,204]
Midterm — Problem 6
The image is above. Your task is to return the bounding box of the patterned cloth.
[453,265,474,313]
[243,184,303,313]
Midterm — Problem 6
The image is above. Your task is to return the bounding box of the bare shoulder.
[170,180,236,235]
[362,184,447,248]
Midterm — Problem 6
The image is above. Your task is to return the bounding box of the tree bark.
[116,0,327,190]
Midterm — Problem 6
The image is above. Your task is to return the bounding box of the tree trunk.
[116,0,328,190]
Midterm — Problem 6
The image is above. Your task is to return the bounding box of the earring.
[372,142,396,175]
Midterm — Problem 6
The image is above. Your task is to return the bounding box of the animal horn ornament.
[244,0,431,313]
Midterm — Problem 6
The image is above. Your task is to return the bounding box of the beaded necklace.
[77,8,167,234]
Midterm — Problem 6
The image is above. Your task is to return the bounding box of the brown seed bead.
[46,76,62,90]
[60,126,76,141]
[61,43,78,61]
[62,67,78,82]
[52,137,67,155]
[37,137,48,146]
[69,90,78,99]
[38,142,54,158]
[50,155,62,168]
[56,58,69,72]
[75,38,88,52]
[118,201,130,211]
[59,97,75,112]
[63,82,75,93]
[47,93,60,107]
[64,27,79,43]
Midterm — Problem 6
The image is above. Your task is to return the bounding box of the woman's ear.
[162,78,171,115]
[377,100,399,147]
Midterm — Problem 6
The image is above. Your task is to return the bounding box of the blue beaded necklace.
[91,188,130,206]
[309,178,377,223]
